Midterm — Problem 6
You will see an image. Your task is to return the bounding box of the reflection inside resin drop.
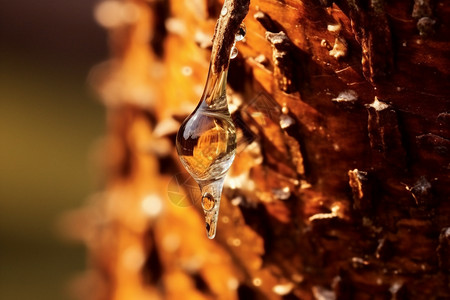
[177,112,236,183]
[201,192,215,211]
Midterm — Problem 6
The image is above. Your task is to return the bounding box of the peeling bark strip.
[283,122,305,176]
[265,32,297,93]
[348,169,372,212]
[347,0,393,83]
[437,227,450,272]
[366,98,406,166]
[211,0,250,74]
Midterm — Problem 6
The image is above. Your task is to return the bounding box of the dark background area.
[0,0,107,299]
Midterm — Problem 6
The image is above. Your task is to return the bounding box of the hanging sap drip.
[176,22,246,239]
[230,23,246,59]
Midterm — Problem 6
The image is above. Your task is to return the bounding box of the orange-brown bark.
[71,0,450,299]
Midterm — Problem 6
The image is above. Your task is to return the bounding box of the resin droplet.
[176,21,247,240]
[230,46,238,59]
[202,193,215,211]
[230,23,245,60]
[221,6,228,16]
[176,63,236,239]
[235,23,246,42]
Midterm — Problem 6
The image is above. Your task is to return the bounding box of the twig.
[211,0,250,74]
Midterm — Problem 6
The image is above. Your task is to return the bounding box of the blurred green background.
[0,1,107,299]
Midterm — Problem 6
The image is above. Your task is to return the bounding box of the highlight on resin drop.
[230,23,246,59]
[230,47,238,59]
[175,20,247,239]
[221,5,228,16]
[235,23,246,42]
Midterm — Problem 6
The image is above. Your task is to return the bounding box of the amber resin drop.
[176,21,246,239]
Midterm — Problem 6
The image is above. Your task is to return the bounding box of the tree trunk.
[72,0,450,299]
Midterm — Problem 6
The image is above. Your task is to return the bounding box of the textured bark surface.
[72,0,450,299]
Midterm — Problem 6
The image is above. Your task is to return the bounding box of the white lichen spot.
[141,194,163,217]
[280,114,295,129]
[329,37,347,59]
[226,172,254,190]
[312,285,336,300]
[309,213,335,221]
[300,180,312,189]
[310,202,342,221]
[327,24,341,33]
[95,1,140,28]
[194,30,213,49]
[321,39,331,49]
[331,203,340,214]
[254,54,268,65]
[444,227,450,237]
[389,282,403,295]
[332,90,358,103]
[227,277,239,290]
[367,96,390,111]
[231,196,243,206]
[272,282,294,295]
[352,257,369,267]
[228,94,243,114]
[272,186,291,200]
[165,18,186,35]
[153,118,180,138]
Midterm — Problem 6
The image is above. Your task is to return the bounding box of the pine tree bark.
[73,0,450,299]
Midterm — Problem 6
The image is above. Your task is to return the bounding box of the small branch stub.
[211,0,250,74]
